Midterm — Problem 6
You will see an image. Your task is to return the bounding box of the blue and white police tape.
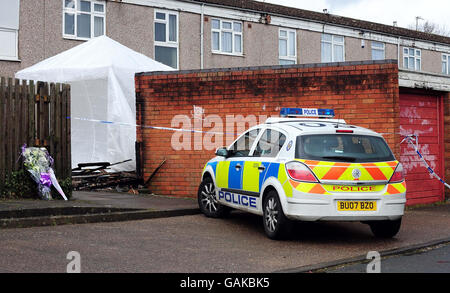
[400,135,450,190]
[67,116,450,190]
[67,116,237,135]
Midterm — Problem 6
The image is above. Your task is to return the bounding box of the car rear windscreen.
[296,134,395,163]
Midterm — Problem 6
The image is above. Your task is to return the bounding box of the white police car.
[198,108,406,239]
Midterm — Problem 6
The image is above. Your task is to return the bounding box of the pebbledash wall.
[135,59,410,198]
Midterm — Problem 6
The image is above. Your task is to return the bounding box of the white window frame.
[321,33,345,63]
[371,41,385,60]
[62,0,106,41]
[442,54,450,75]
[279,28,297,65]
[154,9,179,69]
[0,0,20,61]
[211,18,243,56]
[0,28,19,61]
[403,47,421,71]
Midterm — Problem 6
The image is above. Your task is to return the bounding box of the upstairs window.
[154,10,178,69]
[403,47,421,71]
[0,0,20,61]
[442,54,450,75]
[211,18,243,55]
[371,41,385,60]
[321,34,344,62]
[63,0,106,40]
[279,28,296,65]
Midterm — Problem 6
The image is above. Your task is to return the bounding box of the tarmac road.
[325,242,450,273]
[0,203,449,273]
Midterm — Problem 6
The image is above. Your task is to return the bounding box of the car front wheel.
[198,176,230,218]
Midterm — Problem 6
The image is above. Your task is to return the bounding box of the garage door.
[400,91,444,205]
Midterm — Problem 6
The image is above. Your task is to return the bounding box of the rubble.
[72,159,141,191]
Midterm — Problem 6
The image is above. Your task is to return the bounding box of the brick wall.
[135,60,400,198]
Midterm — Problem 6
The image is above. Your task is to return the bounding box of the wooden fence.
[0,77,71,189]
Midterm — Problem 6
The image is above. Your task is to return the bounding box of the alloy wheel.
[200,182,218,213]
[265,197,279,232]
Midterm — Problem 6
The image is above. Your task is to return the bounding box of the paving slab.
[0,191,199,228]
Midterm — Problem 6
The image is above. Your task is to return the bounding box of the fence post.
[28,80,35,147]
[0,77,5,191]
[66,84,71,179]
[6,78,13,174]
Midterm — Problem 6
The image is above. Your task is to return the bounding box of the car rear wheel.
[198,177,230,218]
[263,190,292,240]
[369,218,402,238]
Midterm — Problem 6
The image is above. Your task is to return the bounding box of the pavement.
[0,191,199,229]
[0,191,449,272]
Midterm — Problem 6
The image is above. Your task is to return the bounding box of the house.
[1,0,449,204]
[2,0,450,78]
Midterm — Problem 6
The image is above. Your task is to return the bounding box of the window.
[371,41,385,60]
[0,0,20,61]
[321,34,344,62]
[442,54,450,75]
[403,47,421,71]
[296,134,395,163]
[254,129,286,158]
[63,0,105,40]
[154,10,178,69]
[211,18,243,55]
[279,28,296,65]
[228,129,260,157]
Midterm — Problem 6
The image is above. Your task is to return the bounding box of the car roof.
[262,117,381,136]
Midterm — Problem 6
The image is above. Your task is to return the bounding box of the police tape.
[67,116,237,135]
[399,134,450,190]
[67,116,450,189]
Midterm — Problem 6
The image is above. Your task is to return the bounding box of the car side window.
[228,129,260,157]
[253,129,286,158]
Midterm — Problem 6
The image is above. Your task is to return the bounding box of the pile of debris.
[72,159,142,192]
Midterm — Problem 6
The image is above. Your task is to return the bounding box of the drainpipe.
[397,36,401,68]
[200,3,204,69]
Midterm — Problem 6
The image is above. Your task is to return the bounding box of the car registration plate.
[337,201,377,211]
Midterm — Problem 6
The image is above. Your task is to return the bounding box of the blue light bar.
[280,108,335,118]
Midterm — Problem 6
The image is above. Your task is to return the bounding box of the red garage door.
[400,91,444,205]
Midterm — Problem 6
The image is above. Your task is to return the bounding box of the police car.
[198,108,406,239]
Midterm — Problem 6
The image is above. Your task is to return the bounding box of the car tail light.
[389,163,405,183]
[285,161,318,183]
[336,129,353,133]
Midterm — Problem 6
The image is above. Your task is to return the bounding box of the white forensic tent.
[16,36,173,171]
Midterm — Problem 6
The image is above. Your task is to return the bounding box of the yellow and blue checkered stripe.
[205,161,294,198]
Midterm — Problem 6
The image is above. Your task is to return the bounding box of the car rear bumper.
[284,193,406,222]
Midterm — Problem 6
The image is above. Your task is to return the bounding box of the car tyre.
[263,190,292,240]
[198,176,230,218]
[369,218,402,238]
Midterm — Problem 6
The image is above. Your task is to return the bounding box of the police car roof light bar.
[280,108,335,118]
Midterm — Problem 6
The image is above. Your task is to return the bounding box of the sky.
[256,0,450,32]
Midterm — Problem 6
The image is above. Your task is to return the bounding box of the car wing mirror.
[215,147,229,157]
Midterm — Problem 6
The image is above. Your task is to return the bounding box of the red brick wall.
[135,61,400,198]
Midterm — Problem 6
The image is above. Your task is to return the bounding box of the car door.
[215,127,260,191]
[244,128,287,199]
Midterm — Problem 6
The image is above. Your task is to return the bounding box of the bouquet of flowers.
[21,145,67,201]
